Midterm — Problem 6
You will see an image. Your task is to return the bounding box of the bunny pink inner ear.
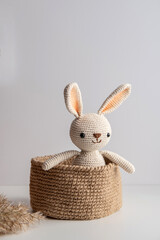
[101,88,129,113]
[70,86,81,116]
[64,82,83,117]
[98,84,131,115]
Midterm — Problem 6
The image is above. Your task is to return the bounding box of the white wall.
[0,0,160,185]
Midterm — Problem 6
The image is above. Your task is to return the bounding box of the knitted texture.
[64,83,83,118]
[98,84,131,114]
[70,113,111,153]
[72,150,105,167]
[30,155,122,220]
[42,82,135,173]
[101,151,135,173]
[42,150,79,170]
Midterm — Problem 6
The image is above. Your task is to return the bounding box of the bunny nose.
[93,133,101,139]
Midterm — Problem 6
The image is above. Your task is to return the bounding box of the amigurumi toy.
[42,83,135,173]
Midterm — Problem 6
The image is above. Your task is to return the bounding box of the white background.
[0,0,160,185]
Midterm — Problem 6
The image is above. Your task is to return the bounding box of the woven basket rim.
[31,155,116,172]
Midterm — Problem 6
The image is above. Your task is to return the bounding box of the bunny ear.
[98,84,131,115]
[64,83,83,118]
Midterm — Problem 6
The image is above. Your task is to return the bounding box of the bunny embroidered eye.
[80,133,85,138]
[107,133,110,137]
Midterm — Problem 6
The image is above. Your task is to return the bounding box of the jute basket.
[30,155,122,220]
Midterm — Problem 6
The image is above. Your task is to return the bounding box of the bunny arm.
[101,150,135,174]
[42,150,80,171]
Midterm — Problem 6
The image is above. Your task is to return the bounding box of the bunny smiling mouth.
[92,139,102,144]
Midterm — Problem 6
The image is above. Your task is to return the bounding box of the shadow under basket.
[30,155,122,220]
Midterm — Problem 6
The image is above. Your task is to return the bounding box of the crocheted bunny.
[42,83,135,173]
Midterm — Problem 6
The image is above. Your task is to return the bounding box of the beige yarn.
[98,84,131,114]
[70,113,111,153]
[42,83,135,173]
[30,155,122,220]
[64,83,83,117]
[101,151,135,173]
[42,150,79,170]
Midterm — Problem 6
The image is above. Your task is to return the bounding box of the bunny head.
[64,83,131,152]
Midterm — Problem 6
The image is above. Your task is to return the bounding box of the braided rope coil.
[30,155,122,220]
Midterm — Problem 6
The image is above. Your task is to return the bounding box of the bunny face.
[64,82,131,152]
[70,113,111,151]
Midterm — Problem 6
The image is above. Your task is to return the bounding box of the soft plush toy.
[42,83,135,173]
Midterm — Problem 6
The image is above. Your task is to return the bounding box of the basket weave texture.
[30,155,122,220]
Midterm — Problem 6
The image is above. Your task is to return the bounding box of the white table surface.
[0,185,160,240]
